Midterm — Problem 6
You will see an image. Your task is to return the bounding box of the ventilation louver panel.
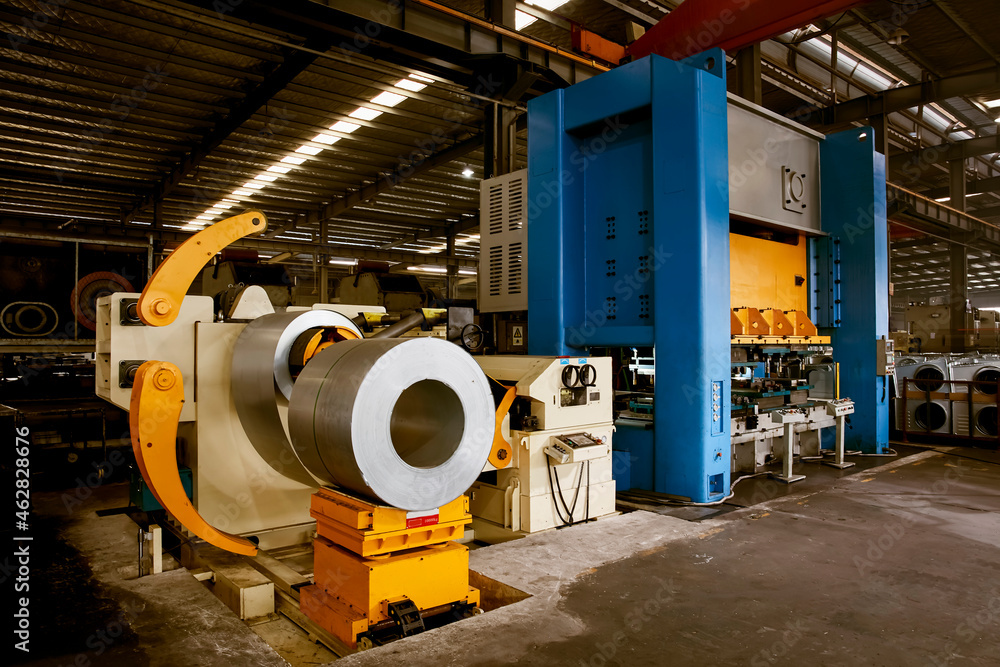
[479,170,528,312]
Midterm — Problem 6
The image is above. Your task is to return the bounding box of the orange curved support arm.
[489,386,517,469]
[130,360,258,556]
[138,210,268,327]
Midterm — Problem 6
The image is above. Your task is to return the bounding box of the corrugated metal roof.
[0,0,496,264]
[1,0,999,280]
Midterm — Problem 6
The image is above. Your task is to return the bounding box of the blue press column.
[526,52,732,502]
[819,128,890,453]
[526,90,573,356]
[649,54,732,501]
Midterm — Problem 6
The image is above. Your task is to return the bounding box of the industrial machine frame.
[526,51,889,503]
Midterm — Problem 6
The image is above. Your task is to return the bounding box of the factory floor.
[14,443,1000,666]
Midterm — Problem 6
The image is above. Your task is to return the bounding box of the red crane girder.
[627,0,871,61]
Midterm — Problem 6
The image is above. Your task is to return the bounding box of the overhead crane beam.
[798,63,1000,128]
[626,0,870,61]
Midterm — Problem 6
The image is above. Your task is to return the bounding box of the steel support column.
[735,44,762,105]
[869,113,890,157]
[950,159,967,212]
[319,219,330,302]
[819,126,889,453]
[486,0,516,28]
[484,103,518,179]
[950,233,969,353]
[446,234,458,299]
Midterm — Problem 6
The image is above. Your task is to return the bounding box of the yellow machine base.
[305,538,479,649]
[300,487,479,650]
[310,487,470,557]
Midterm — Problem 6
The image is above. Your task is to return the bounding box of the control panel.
[543,432,607,465]
[770,408,805,424]
[825,398,855,417]
[711,380,723,435]
[876,337,894,376]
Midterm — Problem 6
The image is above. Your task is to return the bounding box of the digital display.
[563,434,595,447]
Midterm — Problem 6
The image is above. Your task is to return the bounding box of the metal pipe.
[371,311,426,339]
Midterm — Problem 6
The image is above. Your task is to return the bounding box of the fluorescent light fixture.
[328,259,358,266]
[515,10,536,29]
[198,68,449,232]
[459,269,476,276]
[295,144,323,156]
[462,167,474,178]
[349,107,382,121]
[395,78,426,92]
[330,121,361,134]
[935,194,983,202]
[312,132,339,145]
[984,98,1000,108]
[407,266,448,273]
[181,224,201,231]
[371,91,407,107]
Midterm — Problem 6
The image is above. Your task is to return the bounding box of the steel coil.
[231,310,364,487]
[288,337,494,510]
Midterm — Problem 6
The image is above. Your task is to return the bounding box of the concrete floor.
[11,485,288,667]
[14,444,1000,666]
[343,447,1000,666]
